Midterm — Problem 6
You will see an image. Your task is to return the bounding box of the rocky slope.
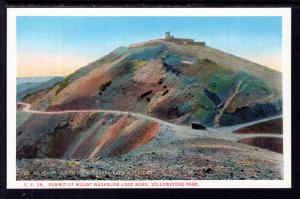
[17,131,283,180]
[16,38,283,180]
[24,39,282,127]
[17,105,159,159]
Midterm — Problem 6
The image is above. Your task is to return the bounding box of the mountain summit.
[24,33,282,127]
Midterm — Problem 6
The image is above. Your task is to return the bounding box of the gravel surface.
[16,107,283,180]
[17,136,283,180]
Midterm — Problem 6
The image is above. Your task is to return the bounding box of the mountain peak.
[128,32,206,49]
[24,35,282,128]
[163,31,206,46]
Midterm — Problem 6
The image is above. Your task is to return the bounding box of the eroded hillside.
[17,105,159,159]
[24,39,282,127]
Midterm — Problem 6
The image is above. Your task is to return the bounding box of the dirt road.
[17,102,282,142]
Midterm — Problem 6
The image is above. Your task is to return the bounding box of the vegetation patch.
[178,103,192,113]
[235,72,270,96]
[194,92,215,110]
[162,54,182,66]
[56,77,70,95]
[204,89,221,106]
[206,72,270,101]
[127,44,165,61]
[206,73,235,95]
[192,91,217,126]
[131,60,147,71]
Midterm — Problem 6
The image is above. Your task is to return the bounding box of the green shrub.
[178,103,192,113]
[206,73,235,94]
[207,72,270,97]
[235,72,270,95]
[194,92,215,110]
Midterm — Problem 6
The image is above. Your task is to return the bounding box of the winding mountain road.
[17,102,282,142]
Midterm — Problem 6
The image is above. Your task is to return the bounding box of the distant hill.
[23,38,282,127]
[17,76,64,101]
[17,76,61,85]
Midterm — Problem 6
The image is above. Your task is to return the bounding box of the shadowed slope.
[17,112,160,159]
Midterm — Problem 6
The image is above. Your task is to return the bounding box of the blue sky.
[17,16,282,76]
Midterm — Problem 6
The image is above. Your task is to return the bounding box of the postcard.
[7,8,291,188]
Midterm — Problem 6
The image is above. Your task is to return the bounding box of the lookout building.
[164,32,206,46]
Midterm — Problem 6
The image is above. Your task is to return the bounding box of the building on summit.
[164,32,206,46]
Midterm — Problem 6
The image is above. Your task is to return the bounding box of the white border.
[7,8,291,189]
